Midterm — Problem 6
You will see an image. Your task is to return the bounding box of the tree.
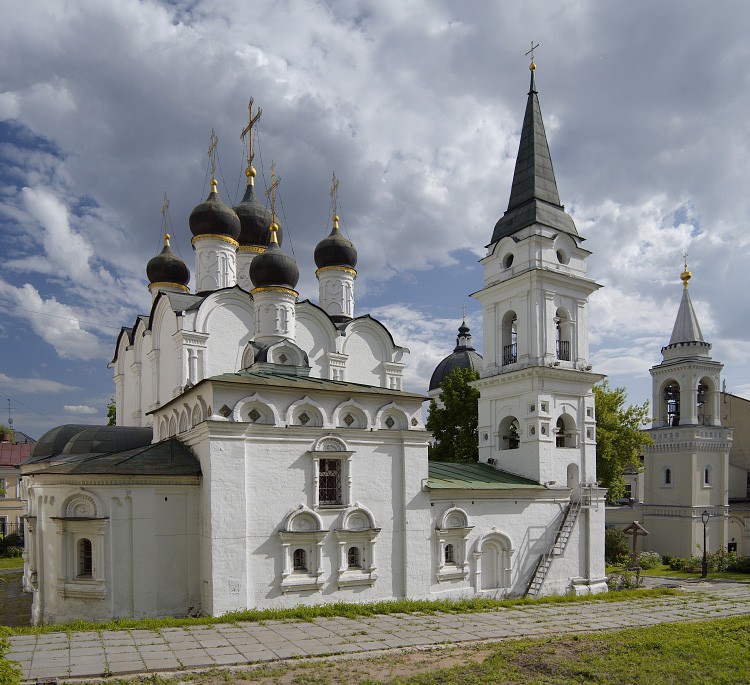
[594,380,652,503]
[106,398,116,426]
[426,367,480,463]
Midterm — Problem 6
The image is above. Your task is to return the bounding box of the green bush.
[637,551,662,570]
[666,551,750,574]
[607,568,642,590]
[0,548,22,559]
[605,529,630,565]
[0,535,22,552]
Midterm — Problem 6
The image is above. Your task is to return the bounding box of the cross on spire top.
[330,171,340,227]
[161,192,170,245]
[265,162,281,242]
[207,129,218,188]
[241,97,262,180]
[526,41,539,70]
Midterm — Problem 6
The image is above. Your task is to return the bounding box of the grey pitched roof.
[490,70,579,244]
[23,437,201,476]
[668,287,704,345]
[426,461,544,489]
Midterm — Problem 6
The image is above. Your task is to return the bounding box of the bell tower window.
[502,311,518,366]
[664,383,680,426]
[555,308,572,361]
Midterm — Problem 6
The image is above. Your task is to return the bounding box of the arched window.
[555,308,572,361]
[664,383,680,427]
[77,538,93,578]
[502,311,518,366]
[445,543,455,565]
[554,414,577,448]
[292,548,307,572]
[499,417,520,450]
[663,467,672,486]
[704,466,713,487]
[347,546,361,569]
[697,377,713,425]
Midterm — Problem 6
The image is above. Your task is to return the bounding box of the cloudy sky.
[1,0,749,438]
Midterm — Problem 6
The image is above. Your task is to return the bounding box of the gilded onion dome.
[233,168,282,249]
[249,223,299,290]
[189,178,241,240]
[314,215,357,270]
[146,234,190,289]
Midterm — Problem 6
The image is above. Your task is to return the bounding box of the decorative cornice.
[315,265,357,277]
[238,245,266,254]
[191,234,239,249]
[148,282,190,292]
[251,286,299,297]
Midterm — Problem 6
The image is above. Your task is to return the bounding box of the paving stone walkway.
[8,579,750,682]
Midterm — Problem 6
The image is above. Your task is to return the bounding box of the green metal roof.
[208,370,426,399]
[427,461,544,490]
[23,438,201,476]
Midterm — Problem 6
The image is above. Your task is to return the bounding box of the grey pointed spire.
[669,288,704,345]
[491,68,578,244]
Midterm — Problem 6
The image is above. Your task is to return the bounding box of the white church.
[21,64,608,626]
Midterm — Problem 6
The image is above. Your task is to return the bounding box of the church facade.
[21,66,607,626]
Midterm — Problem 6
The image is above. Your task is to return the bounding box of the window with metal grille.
[319,459,342,505]
[445,543,455,564]
[292,548,307,571]
[347,546,361,568]
[78,538,93,578]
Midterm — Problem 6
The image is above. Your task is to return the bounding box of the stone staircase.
[524,496,582,598]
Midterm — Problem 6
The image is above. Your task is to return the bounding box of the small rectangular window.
[319,459,342,505]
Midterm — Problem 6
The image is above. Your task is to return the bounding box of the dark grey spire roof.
[490,69,578,244]
[669,287,704,345]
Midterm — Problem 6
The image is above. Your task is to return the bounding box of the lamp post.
[701,510,710,578]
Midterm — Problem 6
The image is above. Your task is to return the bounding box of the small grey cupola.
[147,233,190,298]
[146,195,190,300]
[190,130,241,293]
[429,316,484,392]
[315,173,358,321]
[490,62,578,244]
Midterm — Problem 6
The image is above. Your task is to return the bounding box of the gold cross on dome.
[207,129,218,181]
[265,161,281,221]
[330,172,340,218]
[161,192,170,242]
[683,251,689,270]
[526,41,539,70]
[241,97,262,167]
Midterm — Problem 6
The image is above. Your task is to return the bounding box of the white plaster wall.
[295,312,334,379]
[27,479,200,625]
[200,302,255,377]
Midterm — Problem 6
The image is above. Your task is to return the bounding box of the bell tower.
[472,61,602,491]
[643,259,731,558]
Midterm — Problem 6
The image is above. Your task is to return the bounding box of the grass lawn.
[612,563,750,582]
[6,588,678,635]
[0,558,23,571]
[100,614,750,685]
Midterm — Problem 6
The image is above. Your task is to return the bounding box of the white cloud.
[63,404,98,415]
[0,280,108,360]
[0,373,78,394]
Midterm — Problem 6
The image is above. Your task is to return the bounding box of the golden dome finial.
[526,40,539,71]
[680,252,691,289]
[333,214,340,230]
[269,222,279,245]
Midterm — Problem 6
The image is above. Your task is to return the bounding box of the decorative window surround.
[435,507,473,582]
[334,506,380,588]
[279,506,326,594]
[334,527,380,588]
[51,517,108,600]
[309,437,354,509]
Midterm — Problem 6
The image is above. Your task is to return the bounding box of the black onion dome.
[189,182,241,240]
[428,321,483,391]
[249,233,299,290]
[314,217,357,270]
[146,238,190,287]
[233,183,282,248]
